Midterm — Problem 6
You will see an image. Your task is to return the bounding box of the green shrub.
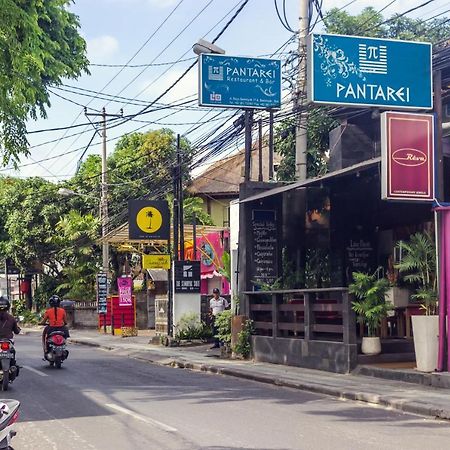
[214,310,232,345]
[233,319,254,358]
[174,312,212,341]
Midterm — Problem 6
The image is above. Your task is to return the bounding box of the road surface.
[5,334,450,449]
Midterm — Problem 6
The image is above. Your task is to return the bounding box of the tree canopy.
[0,0,89,165]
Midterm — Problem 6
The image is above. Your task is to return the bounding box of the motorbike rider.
[0,297,20,366]
[0,297,20,340]
[40,295,70,351]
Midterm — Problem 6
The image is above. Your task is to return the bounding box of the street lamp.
[192,39,225,56]
[57,188,108,273]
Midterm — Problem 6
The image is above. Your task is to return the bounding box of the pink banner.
[118,277,133,307]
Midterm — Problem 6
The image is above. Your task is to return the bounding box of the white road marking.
[22,365,48,377]
[105,403,177,433]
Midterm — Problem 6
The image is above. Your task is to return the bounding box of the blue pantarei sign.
[199,54,281,109]
[307,34,432,110]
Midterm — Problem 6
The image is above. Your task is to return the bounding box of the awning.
[240,157,381,204]
[146,269,168,282]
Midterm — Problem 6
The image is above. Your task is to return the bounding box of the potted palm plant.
[349,269,391,355]
[395,231,438,372]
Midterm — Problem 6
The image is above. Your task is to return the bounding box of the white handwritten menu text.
[251,210,278,287]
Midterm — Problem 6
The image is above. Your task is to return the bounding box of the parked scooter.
[0,400,20,449]
[44,331,69,369]
[0,340,19,391]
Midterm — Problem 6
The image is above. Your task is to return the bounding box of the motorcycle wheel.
[1,370,9,391]
[55,357,62,369]
[49,361,54,367]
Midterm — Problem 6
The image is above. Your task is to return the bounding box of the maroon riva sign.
[381,111,435,202]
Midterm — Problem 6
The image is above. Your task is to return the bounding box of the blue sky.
[11,0,450,180]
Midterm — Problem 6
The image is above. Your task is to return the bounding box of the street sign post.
[199,54,282,109]
[96,273,108,314]
[307,34,432,110]
[128,200,170,240]
[174,261,201,293]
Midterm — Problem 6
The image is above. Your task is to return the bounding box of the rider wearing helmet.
[0,297,20,340]
[40,295,69,350]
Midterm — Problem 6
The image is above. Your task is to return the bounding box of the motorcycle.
[0,400,20,449]
[0,341,19,392]
[44,331,69,369]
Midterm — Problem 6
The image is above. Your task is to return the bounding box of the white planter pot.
[361,336,381,355]
[412,315,439,372]
[385,287,410,308]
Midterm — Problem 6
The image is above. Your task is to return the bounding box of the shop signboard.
[128,200,170,240]
[174,261,201,293]
[96,273,108,314]
[118,276,133,307]
[199,54,282,109]
[381,111,435,202]
[307,34,432,110]
[142,254,171,270]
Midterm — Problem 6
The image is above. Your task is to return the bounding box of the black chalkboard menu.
[346,238,375,276]
[251,210,278,288]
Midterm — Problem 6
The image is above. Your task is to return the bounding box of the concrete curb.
[70,338,450,421]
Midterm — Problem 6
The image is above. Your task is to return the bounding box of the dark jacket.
[0,312,20,339]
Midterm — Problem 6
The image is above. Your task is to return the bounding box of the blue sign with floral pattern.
[199,54,281,109]
[307,34,432,110]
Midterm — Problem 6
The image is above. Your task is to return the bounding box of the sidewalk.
[38,328,450,421]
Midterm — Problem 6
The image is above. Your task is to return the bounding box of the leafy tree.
[183,196,214,226]
[0,177,70,273]
[51,210,100,300]
[0,0,89,164]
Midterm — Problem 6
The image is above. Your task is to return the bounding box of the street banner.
[96,273,108,314]
[128,200,170,240]
[142,254,171,270]
[118,276,133,307]
[199,54,281,109]
[381,112,435,202]
[308,34,432,110]
[174,261,201,293]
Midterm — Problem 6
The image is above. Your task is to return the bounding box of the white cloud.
[87,35,119,61]
[138,67,198,104]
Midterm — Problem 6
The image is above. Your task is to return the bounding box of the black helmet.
[0,297,10,311]
[49,295,61,307]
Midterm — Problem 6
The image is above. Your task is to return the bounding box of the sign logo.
[136,207,162,233]
[174,260,201,293]
[381,112,435,202]
[392,148,427,167]
[128,200,170,240]
[308,34,432,110]
[199,54,282,110]
[208,66,223,81]
[359,44,387,74]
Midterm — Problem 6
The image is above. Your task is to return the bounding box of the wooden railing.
[74,301,97,310]
[244,288,355,345]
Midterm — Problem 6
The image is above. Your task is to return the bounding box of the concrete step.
[357,352,415,365]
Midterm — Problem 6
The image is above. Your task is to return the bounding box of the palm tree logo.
[146,210,153,230]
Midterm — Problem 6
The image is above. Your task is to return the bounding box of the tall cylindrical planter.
[361,337,381,355]
[412,315,439,372]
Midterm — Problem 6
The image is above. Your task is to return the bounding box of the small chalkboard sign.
[97,273,108,314]
[250,210,278,287]
[346,238,375,275]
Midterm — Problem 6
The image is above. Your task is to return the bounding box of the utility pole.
[85,108,123,273]
[258,118,263,182]
[295,0,310,181]
[177,135,185,261]
[244,110,254,181]
[269,111,274,180]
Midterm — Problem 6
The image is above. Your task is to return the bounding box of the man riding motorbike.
[40,295,70,351]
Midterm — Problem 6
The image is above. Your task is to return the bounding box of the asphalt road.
[3,334,450,450]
